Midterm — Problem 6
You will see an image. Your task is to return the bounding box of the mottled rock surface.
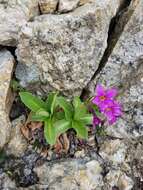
[34,157,104,189]
[16,0,123,97]
[0,50,14,148]
[58,0,79,13]
[39,0,58,14]
[87,0,143,139]
[0,0,39,46]
[7,115,28,157]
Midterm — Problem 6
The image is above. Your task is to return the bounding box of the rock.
[117,174,134,190]
[75,149,85,158]
[58,0,79,13]
[0,172,17,190]
[16,0,123,97]
[34,158,104,189]
[105,170,134,190]
[0,50,14,148]
[0,0,39,46]
[7,115,28,157]
[79,0,94,5]
[39,0,58,14]
[87,0,143,138]
[100,139,127,166]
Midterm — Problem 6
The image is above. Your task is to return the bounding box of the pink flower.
[92,84,117,108]
[101,100,122,125]
[93,115,102,128]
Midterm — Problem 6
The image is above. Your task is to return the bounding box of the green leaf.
[54,119,71,136]
[36,108,49,117]
[46,92,58,114]
[92,104,101,116]
[72,121,88,139]
[44,119,56,145]
[57,97,73,121]
[19,92,46,112]
[31,115,48,122]
[31,108,49,122]
[79,114,93,125]
[73,97,87,120]
[54,111,65,121]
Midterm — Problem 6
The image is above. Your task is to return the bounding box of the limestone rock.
[58,0,79,13]
[7,115,28,157]
[79,0,94,5]
[0,0,39,46]
[0,172,16,190]
[0,50,14,148]
[16,0,123,97]
[105,170,134,190]
[100,139,127,166]
[117,174,134,190]
[87,0,143,138]
[39,0,58,14]
[34,158,104,189]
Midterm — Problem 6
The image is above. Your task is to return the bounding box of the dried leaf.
[54,133,70,154]
[62,133,70,153]
[20,124,30,140]
[28,122,43,131]
[40,147,49,158]
[54,138,63,153]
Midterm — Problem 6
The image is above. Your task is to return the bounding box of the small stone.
[100,139,127,166]
[75,149,85,158]
[0,172,16,189]
[0,49,14,148]
[105,169,122,188]
[39,0,58,14]
[7,115,28,157]
[58,0,79,13]
[117,174,134,190]
[34,158,104,189]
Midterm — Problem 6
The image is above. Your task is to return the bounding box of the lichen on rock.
[16,0,123,97]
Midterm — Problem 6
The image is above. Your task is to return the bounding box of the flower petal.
[95,84,105,96]
[106,88,118,99]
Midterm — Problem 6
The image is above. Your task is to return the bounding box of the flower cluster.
[92,84,122,126]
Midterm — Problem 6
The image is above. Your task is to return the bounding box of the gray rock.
[34,158,104,189]
[87,0,143,139]
[105,170,134,190]
[58,0,79,13]
[0,0,39,46]
[0,50,14,148]
[7,115,28,157]
[99,139,127,167]
[16,0,123,97]
[0,172,17,190]
[39,0,59,14]
[79,0,92,5]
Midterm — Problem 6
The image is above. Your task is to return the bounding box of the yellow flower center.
[106,107,111,111]
[100,96,106,101]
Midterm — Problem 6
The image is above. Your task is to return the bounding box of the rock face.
[7,115,28,157]
[0,50,14,148]
[16,0,123,97]
[34,157,104,189]
[58,0,79,13]
[0,0,39,46]
[39,0,58,14]
[87,0,143,138]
